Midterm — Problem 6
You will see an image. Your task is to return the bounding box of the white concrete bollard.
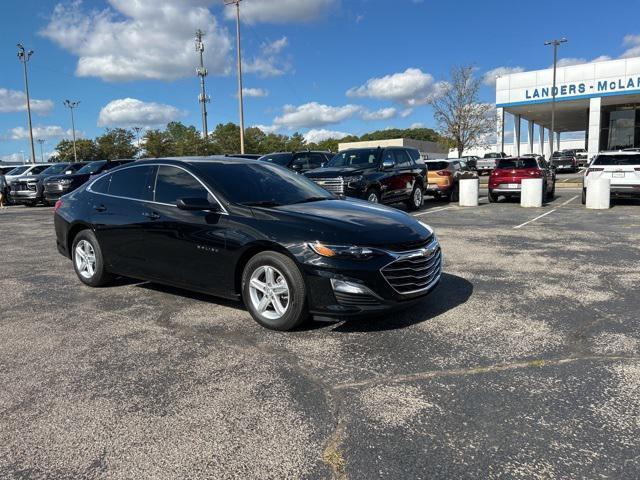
[521,178,543,208]
[586,178,610,210]
[458,178,479,207]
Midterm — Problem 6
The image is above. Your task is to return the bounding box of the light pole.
[225,0,246,154]
[17,44,36,165]
[132,126,143,156]
[63,100,80,162]
[37,139,45,163]
[545,37,567,156]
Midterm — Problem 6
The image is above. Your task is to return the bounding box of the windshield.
[326,149,381,168]
[592,154,640,166]
[426,161,449,170]
[197,161,333,206]
[40,164,70,176]
[483,153,499,158]
[260,153,292,166]
[77,161,107,175]
[497,158,538,169]
[7,166,29,176]
[552,151,562,158]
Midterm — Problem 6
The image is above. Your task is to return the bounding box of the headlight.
[343,175,363,185]
[308,241,377,260]
[418,220,434,236]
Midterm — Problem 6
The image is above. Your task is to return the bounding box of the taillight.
[528,170,542,177]
[436,170,452,177]
[635,168,640,172]
[586,168,604,176]
[54,200,63,212]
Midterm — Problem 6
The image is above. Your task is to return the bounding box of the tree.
[54,139,99,162]
[428,65,494,157]
[96,128,139,160]
[142,129,174,158]
[210,123,241,154]
[286,132,306,151]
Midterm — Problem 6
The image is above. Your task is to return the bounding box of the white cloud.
[361,107,397,121]
[303,129,350,143]
[274,102,361,129]
[553,56,611,68]
[0,88,54,115]
[98,98,185,128]
[224,0,336,24]
[482,66,524,86]
[410,122,424,129]
[1,153,27,163]
[8,125,79,141]
[622,34,640,58]
[400,108,413,118]
[40,0,231,82]
[243,37,291,77]
[242,88,269,98]
[252,124,280,134]
[346,68,446,106]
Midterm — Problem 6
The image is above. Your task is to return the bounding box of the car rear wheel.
[242,251,308,331]
[581,188,586,205]
[72,230,114,287]
[365,188,380,204]
[488,191,499,203]
[405,185,423,211]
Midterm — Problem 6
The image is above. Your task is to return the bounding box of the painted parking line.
[513,209,558,229]
[413,206,455,216]
[558,194,579,207]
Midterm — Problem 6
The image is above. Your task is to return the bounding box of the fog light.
[331,279,373,295]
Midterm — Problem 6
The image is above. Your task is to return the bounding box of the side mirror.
[382,159,394,170]
[291,163,302,171]
[176,197,220,212]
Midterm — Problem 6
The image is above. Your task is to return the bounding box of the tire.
[450,184,460,203]
[547,181,556,200]
[405,185,423,211]
[71,229,114,287]
[488,190,499,203]
[365,188,380,204]
[24,202,36,208]
[242,251,308,331]
[581,188,586,205]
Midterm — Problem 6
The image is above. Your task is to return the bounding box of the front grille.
[384,236,433,252]
[311,177,344,194]
[12,182,35,192]
[381,246,442,294]
[334,291,381,307]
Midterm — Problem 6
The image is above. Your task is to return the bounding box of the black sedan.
[54,158,442,330]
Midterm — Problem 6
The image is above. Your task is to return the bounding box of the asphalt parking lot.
[1,190,640,479]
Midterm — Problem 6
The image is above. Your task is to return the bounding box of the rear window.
[592,154,640,166]
[426,161,449,170]
[497,158,538,169]
[260,153,292,166]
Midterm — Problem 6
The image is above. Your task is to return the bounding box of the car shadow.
[134,281,247,312]
[325,273,473,333]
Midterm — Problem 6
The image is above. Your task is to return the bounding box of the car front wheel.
[365,188,380,204]
[72,230,114,287]
[242,251,308,331]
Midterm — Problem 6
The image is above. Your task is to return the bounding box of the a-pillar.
[587,97,601,159]
[496,107,505,153]
[514,114,521,156]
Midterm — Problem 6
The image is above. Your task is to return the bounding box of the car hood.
[257,198,431,247]
[15,174,41,182]
[304,167,369,178]
[46,173,90,184]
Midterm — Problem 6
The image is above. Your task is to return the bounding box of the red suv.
[488,156,556,203]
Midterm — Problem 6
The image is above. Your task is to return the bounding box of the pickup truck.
[476,152,507,175]
[550,151,578,173]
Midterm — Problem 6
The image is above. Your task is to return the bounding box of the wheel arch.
[66,221,95,257]
[234,242,300,296]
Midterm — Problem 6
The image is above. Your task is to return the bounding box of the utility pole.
[195,29,210,138]
[225,0,246,154]
[17,44,36,165]
[63,100,80,162]
[37,139,45,163]
[545,38,567,156]
[132,126,143,156]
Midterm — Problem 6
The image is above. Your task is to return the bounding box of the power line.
[195,29,211,138]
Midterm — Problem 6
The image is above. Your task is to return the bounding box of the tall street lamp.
[17,44,36,165]
[225,0,246,154]
[132,126,143,156]
[63,100,80,162]
[37,139,45,163]
[545,37,567,156]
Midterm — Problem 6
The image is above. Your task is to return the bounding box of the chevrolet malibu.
[54,158,442,330]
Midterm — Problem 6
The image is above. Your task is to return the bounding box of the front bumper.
[44,185,72,201]
[9,190,38,204]
[300,238,443,318]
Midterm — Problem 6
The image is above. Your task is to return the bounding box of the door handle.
[143,211,160,220]
[94,204,106,212]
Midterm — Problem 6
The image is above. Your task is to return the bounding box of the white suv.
[582,151,640,204]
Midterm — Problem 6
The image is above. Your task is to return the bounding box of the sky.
[1,0,640,162]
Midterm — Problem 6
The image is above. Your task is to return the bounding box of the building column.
[528,121,534,155]
[556,131,561,151]
[539,125,545,156]
[587,97,601,159]
[496,107,505,153]
[514,114,521,156]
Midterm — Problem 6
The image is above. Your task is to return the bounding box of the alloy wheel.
[413,188,423,207]
[368,193,379,203]
[248,265,290,320]
[75,240,97,279]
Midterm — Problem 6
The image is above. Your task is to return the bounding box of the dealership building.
[494,56,640,158]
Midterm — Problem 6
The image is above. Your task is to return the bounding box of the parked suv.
[44,160,133,203]
[476,152,507,175]
[551,151,578,173]
[488,157,556,202]
[304,147,427,210]
[582,152,640,204]
[10,162,87,206]
[425,159,475,202]
[4,163,54,185]
[259,151,334,174]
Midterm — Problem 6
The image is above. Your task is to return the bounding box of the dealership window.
[600,105,640,150]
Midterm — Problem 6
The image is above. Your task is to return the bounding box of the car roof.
[597,150,640,156]
[427,158,455,162]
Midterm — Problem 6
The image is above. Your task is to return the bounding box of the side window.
[154,166,208,205]
[109,166,153,200]
[407,149,421,162]
[90,174,111,194]
[393,149,413,168]
[308,153,325,169]
[382,149,395,166]
[292,155,311,171]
